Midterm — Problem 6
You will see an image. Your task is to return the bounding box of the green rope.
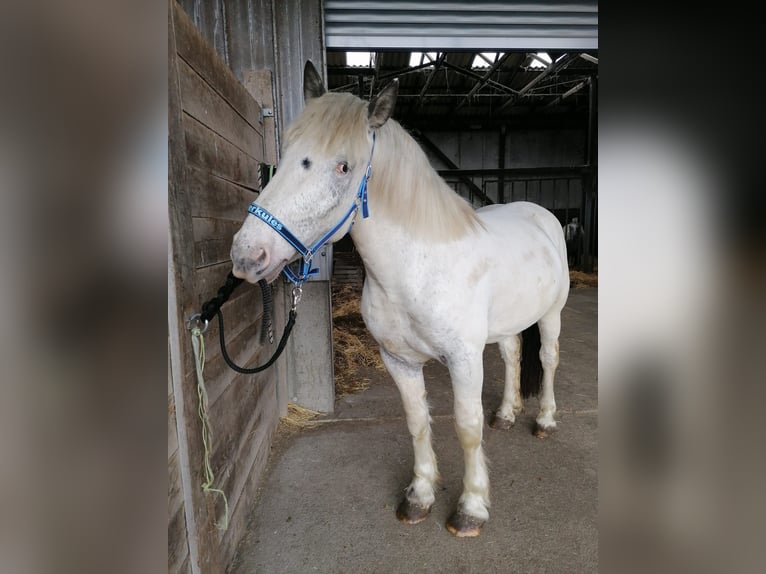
[191,326,230,531]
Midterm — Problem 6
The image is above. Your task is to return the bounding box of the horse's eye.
[336,161,349,175]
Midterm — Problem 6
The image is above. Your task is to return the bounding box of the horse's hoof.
[489,415,514,430]
[534,422,557,438]
[446,511,485,537]
[396,498,431,525]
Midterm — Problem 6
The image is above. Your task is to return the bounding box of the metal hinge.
[260,107,274,121]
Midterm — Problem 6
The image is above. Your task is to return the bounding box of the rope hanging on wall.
[190,325,230,531]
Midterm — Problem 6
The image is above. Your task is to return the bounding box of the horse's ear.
[304,61,326,101]
[368,79,399,129]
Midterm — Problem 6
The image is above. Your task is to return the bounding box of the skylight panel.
[346,52,374,67]
[409,52,438,67]
[529,52,552,69]
[471,53,503,69]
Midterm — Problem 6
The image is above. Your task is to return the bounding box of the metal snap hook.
[291,286,303,310]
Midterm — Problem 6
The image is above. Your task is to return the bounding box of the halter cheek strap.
[246,132,376,285]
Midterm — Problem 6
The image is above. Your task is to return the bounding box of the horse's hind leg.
[446,350,490,537]
[490,334,523,430]
[380,350,438,525]
[535,309,562,437]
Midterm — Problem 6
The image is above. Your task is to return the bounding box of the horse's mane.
[284,92,481,241]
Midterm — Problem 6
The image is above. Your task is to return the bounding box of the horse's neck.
[348,123,477,290]
[349,213,424,293]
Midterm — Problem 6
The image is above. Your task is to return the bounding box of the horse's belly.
[485,287,558,342]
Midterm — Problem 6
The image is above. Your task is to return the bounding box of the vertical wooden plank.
[250,0,276,71]
[274,0,325,131]
[222,0,254,82]
[198,0,228,66]
[243,69,277,166]
[221,0,277,82]
[169,2,223,573]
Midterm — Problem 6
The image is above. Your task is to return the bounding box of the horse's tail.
[520,323,543,398]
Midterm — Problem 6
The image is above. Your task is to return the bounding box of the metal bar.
[441,61,518,95]
[455,52,513,111]
[369,51,380,98]
[529,53,551,67]
[414,53,446,110]
[586,76,596,166]
[543,80,586,108]
[498,125,506,203]
[496,53,575,113]
[414,130,494,206]
[398,92,571,99]
[519,54,574,96]
[582,174,594,272]
[476,52,494,66]
[328,60,438,92]
[579,53,599,65]
[581,76,597,272]
[437,166,589,178]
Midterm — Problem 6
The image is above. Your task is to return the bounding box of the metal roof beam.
[413,53,446,110]
[496,53,575,113]
[441,61,517,96]
[454,52,513,111]
[542,79,587,109]
[329,60,436,92]
[412,129,494,206]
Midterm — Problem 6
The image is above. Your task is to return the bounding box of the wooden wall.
[176,0,276,84]
[168,1,284,572]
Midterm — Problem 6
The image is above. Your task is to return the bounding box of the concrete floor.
[231,288,597,574]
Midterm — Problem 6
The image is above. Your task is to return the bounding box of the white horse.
[231,62,569,537]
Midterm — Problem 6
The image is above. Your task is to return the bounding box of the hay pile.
[331,284,385,398]
[569,270,598,289]
[279,403,322,429]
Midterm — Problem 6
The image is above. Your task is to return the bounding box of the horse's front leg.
[380,349,438,525]
[447,351,490,537]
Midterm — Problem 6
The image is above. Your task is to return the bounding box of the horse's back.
[477,201,565,248]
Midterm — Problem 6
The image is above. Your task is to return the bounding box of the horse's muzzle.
[231,245,270,282]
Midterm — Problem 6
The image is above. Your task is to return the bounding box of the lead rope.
[190,324,230,531]
[186,278,302,531]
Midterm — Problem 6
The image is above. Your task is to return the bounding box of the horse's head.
[231,61,398,284]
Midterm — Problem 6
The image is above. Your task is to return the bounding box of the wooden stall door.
[168,2,282,573]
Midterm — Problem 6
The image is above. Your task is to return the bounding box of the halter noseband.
[246,132,376,285]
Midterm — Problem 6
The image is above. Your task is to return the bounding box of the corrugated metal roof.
[325,0,598,51]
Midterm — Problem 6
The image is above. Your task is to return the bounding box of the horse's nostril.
[254,248,269,271]
[232,247,270,278]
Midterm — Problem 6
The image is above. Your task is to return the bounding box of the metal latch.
[261,107,274,121]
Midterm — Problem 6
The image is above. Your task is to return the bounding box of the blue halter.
[246,132,375,285]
